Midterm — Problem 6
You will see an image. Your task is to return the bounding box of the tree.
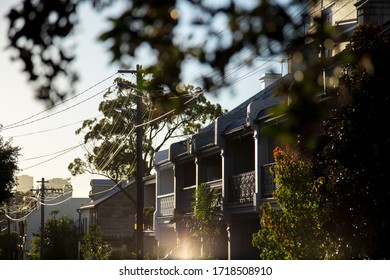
[192,183,223,259]
[6,0,310,106]
[80,225,112,260]
[254,26,390,259]
[0,232,18,260]
[313,25,390,259]
[30,211,78,259]
[252,147,328,259]
[143,206,155,231]
[68,77,226,182]
[0,136,20,203]
[172,183,223,259]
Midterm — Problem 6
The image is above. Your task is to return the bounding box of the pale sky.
[0,0,285,197]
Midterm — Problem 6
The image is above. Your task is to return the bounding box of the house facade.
[79,177,156,255]
[153,73,285,259]
[79,179,136,250]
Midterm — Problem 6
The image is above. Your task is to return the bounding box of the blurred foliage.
[6,0,311,106]
[313,25,390,259]
[255,25,390,260]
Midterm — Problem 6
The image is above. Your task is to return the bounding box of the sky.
[0,0,286,198]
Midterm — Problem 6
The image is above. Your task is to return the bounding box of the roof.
[155,149,169,165]
[193,123,215,151]
[169,139,190,160]
[90,179,117,187]
[166,74,289,159]
[215,75,288,142]
[79,179,135,210]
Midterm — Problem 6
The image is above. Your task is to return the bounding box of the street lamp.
[117,65,144,260]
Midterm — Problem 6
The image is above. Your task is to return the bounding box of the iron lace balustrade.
[261,163,278,198]
[157,193,174,217]
[229,171,255,203]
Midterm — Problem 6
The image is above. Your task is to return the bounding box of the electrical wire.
[86,180,125,197]
[14,84,126,170]
[21,144,84,171]
[4,206,39,222]
[4,199,38,214]
[43,189,73,202]
[10,0,353,178]
[187,0,312,87]
[2,84,114,131]
[20,144,86,162]
[3,115,103,138]
[334,0,361,25]
[1,73,118,130]
[3,0,363,224]
[3,188,75,222]
[39,195,73,206]
[71,79,205,179]
[62,92,136,188]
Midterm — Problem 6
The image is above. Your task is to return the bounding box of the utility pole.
[118,65,144,259]
[37,178,48,260]
[135,64,144,260]
[6,203,11,259]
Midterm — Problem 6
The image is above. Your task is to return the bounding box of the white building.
[16,175,34,193]
[24,188,89,257]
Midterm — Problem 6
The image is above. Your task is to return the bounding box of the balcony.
[205,179,223,209]
[179,185,196,213]
[157,193,174,217]
[228,171,255,203]
[261,163,278,198]
[205,179,222,192]
[177,180,222,214]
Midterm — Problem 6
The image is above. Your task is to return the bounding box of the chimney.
[89,179,116,200]
[260,73,282,90]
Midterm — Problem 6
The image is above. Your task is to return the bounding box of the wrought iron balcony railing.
[261,163,278,198]
[157,193,174,217]
[228,171,255,203]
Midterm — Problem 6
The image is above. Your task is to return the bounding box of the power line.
[11,0,336,178]
[20,144,83,162]
[39,195,73,206]
[77,79,206,179]
[3,115,103,139]
[186,1,311,88]
[2,187,74,223]
[16,90,130,186]
[2,85,114,131]
[2,73,117,130]
[3,205,39,222]
[21,144,84,171]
